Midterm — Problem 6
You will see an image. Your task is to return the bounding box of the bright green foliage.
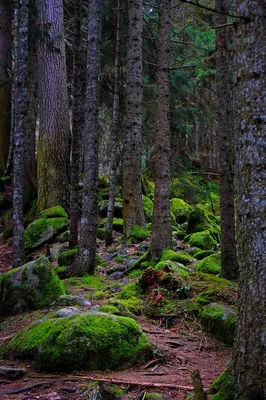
[99,218,123,232]
[185,230,216,250]
[58,248,78,266]
[200,303,236,345]
[107,297,142,316]
[4,312,152,372]
[161,249,193,265]
[0,257,65,316]
[100,305,120,314]
[129,225,149,242]
[170,198,191,223]
[204,192,220,215]
[194,249,215,260]
[39,206,68,219]
[24,218,68,249]
[154,261,189,279]
[195,253,221,274]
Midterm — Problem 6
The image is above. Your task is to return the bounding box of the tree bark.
[72,0,102,275]
[231,0,266,397]
[36,0,71,211]
[13,0,29,268]
[69,0,84,249]
[215,0,238,280]
[150,0,172,260]
[105,0,122,246]
[0,0,12,175]
[122,0,145,240]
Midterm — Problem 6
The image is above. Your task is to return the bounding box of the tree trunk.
[72,0,102,275]
[150,0,172,260]
[12,0,29,268]
[69,0,84,249]
[230,0,266,397]
[37,0,71,211]
[105,0,122,246]
[215,0,238,280]
[122,0,145,240]
[0,0,12,175]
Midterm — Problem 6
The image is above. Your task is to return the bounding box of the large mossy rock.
[170,198,191,224]
[160,249,193,265]
[24,217,68,250]
[4,312,152,372]
[195,253,221,275]
[186,205,220,239]
[39,206,68,219]
[184,230,217,250]
[0,257,65,316]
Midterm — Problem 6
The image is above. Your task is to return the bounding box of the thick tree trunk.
[37,0,71,211]
[72,0,102,275]
[105,0,122,246]
[13,0,29,268]
[0,0,12,175]
[231,1,266,397]
[215,0,238,280]
[150,0,172,260]
[122,0,145,240]
[69,0,83,249]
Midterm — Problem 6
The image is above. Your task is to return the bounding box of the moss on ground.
[58,248,78,266]
[145,393,164,400]
[129,225,149,242]
[4,312,152,372]
[209,371,237,399]
[194,249,215,260]
[184,230,217,250]
[170,198,191,224]
[195,253,221,275]
[160,249,193,265]
[154,261,189,279]
[24,218,68,250]
[99,218,123,232]
[39,206,68,219]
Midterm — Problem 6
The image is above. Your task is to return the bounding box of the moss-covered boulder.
[142,195,154,222]
[194,249,215,260]
[4,312,152,372]
[99,218,123,232]
[129,225,148,242]
[154,260,189,279]
[195,253,221,275]
[160,249,193,265]
[24,218,68,250]
[0,257,65,316]
[58,248,78,267]
[170,198,191,224]
[184,230,216,250]
[39,206,68,219]
[186,205,220,239]
[200,303,236,345]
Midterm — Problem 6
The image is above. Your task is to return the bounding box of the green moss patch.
[99,218,123,232]
[39,206,68,219]
[170,198,191,224]
[4,312,152,372]
[209,371,236,399]
[24,218,68,250]
[195,253,221,275]
[154,261,189,279]
[161,249,193,265]
[0,257,65,316]
[142,195,154,222]
[129,225,149,242]
[58,248,78,266]
[184,230,216,250]
[194,249,215,260]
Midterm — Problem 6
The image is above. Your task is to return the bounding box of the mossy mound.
[4,312,152,372]
[0,257,65,316]
[200,303,236,345]
[129,225,148,242]
[186,205,220,238]
[140,266,187,294]
[194,249,215,260]
[195,253,221,275]
[184,230,216,250]
[58,248,78,266]
[145,394,164,400]
[170,198,191,224]
[39,206,68,219]
[24,218,68,250]
[142,195,154,222]
[160,249,193,265]
[154,260,189,279]
[98,198,123,218]
[99,218,123,232]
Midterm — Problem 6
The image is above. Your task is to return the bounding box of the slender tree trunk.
[23,0,38,206]
[69,0,83,249]
[230,0,266,397]
[72,0,102,276]
[122,0,145,240]
[215,0,238,280]
[105,0,122,246]
[37,0,71,211]
[150,0,172,260]
[0,0,12,175]
[13,0,29,268]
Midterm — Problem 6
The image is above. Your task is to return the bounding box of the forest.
[0,0,265,399]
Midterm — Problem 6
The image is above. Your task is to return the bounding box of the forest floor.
[0,232,232,400]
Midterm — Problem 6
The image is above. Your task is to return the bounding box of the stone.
[49,243,68,262]
[56,295,91,307]
[0,366,26,379]
[24,218,68,250]
[55,307,81,318]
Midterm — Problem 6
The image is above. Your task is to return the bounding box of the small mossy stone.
[161,249,193,265]
[0,257,65,316]
[145,393,164,400]
[200,303,236,345]
[170,198,191,223]
[39,206,68,219]
[195,253,221,275]
[194,249,215,260]
[129,225,148,242]
[99,218,123,232]
[24,218,68,250]
[184,230,216,250]
[154,260,189,279]
[4,312,153,372]
[56,295,91,307]
[186,205,216,235]
[58,248,78,267]
[100,305,120,314]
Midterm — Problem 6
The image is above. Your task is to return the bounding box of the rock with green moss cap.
[161,249,193,265]
[154,260,189,279]
[24,218,68,250]
[129,225,148,242]
[186,205,220,238]
[195,253,221,275]
[39,206,68,219]
[145,393,164,400]
[184,230,216,250]
[98,198,123,218]
[0,257,65,316]
[99,218,123,232]
[200,303,236,345]
[170,198,191,224]
[58,248,78,266]
[4,312,152,372]
[194,249,215,260]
